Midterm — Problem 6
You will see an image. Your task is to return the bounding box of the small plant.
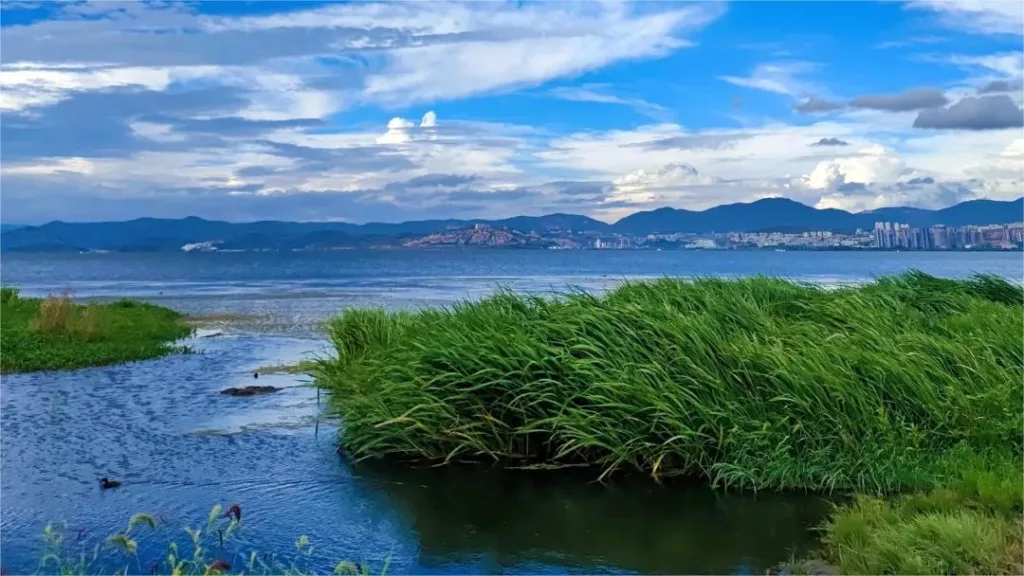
[34,506,387,576]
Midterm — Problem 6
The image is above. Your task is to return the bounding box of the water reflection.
[355,462,833,574]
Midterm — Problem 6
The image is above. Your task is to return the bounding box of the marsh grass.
[35,506,385,576]
[315,271,1022,493]
[316,271,1024,573]
[1,288,194,372]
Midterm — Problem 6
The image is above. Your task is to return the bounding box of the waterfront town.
[401,221,1024,251]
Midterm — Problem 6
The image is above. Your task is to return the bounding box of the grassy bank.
[314,271,1023,573]
[0,288,193,373]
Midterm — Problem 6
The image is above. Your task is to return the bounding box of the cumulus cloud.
[913,95,1024,130]
[798,145,910,191]
[608,163,720,204]
[814,179,977,212]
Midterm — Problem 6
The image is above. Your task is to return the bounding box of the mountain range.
[2,197,1021,253]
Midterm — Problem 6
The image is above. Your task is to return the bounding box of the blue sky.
[1,0,1021,224]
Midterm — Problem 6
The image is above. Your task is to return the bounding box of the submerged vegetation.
[315,271,1023,574]
[0,288,193,373]
[35,505,382,576]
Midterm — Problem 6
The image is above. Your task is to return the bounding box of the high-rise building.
[930,225,949,249]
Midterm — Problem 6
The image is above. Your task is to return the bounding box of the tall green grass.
[315,271,1023,493]
[1,289,194,373]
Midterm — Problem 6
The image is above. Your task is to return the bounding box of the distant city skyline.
[1,1,1021,224]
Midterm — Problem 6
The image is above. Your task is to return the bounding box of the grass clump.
[787,484,1022,574]
[315,271,1022,493]
[34,505,383,575]
[1,288,194,373]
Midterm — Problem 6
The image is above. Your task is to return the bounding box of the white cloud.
[0,0,1020,224]
[0,65,215,112]
[547,83,670,119]
[799,145,909,191]
[608,163,719,204]
[907,0,1024,36]
[719,61,823,97]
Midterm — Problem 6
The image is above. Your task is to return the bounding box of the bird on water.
[99,478,121,489]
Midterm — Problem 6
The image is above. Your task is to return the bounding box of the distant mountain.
[1,197,1020,253]
[613,197,1024,234]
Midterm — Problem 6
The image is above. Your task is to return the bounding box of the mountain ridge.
[2,197,1021,253]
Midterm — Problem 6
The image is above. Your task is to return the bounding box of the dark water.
[1,250,1020,574]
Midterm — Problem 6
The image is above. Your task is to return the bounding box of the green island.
[0,288,193,373]
[314,271,1024,574]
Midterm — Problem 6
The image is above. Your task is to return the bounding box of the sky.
[0,0,1022,224]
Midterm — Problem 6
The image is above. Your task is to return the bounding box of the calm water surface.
[2,251,1020,574]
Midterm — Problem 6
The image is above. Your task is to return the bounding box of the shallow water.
[2,250,1019,574]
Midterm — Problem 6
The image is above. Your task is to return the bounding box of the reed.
[315,271,1023,493]
[33,291,75,333]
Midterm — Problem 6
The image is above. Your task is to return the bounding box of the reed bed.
[315,271,1023,493]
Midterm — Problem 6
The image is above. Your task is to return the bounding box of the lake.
[1,250,1020,574]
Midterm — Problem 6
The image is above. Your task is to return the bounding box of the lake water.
[1,250,1020,574]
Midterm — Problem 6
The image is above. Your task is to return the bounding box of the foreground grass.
[35,505,382,576]
[0,288,193,373]
[314,271,1023,574]
[786,460,1023,575]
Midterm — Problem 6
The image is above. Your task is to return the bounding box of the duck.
[99,477,121,489]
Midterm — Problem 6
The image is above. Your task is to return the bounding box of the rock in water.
[220,385,278,397]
